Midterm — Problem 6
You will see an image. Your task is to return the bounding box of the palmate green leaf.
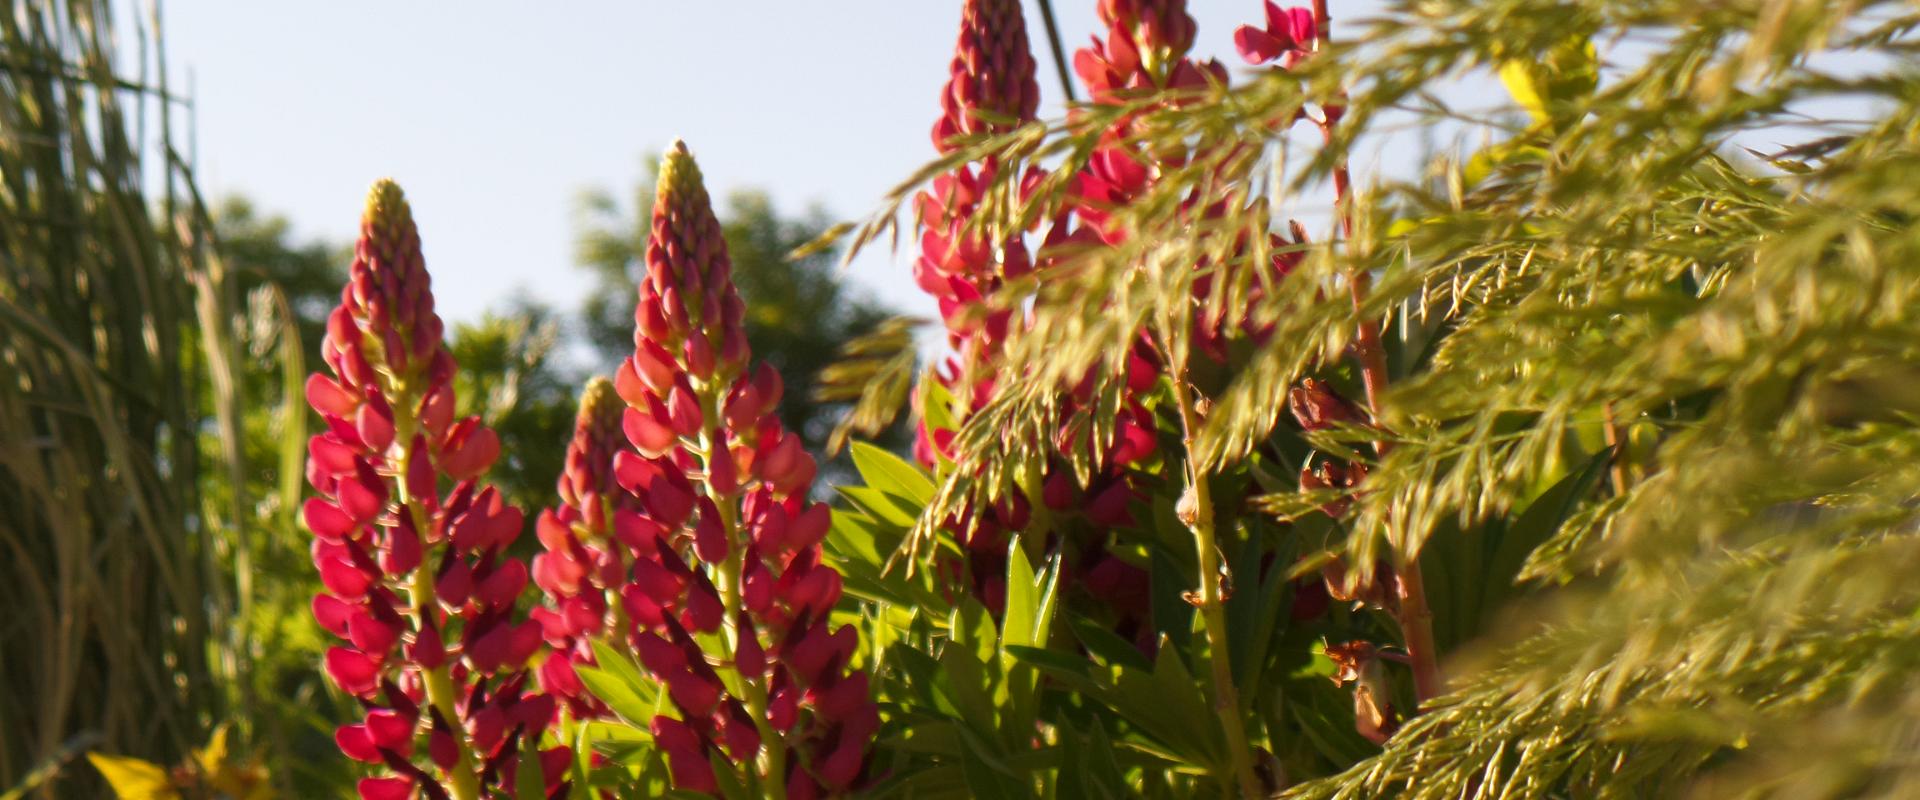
[841,485,924,530]
[1067,614,1152,673]
[516,740,546,800]
[1010,637,1222,772]
[705,750,752,800]
[940,598,1004,740]
[577,640,662,726]
[1056,721,1131,800]
[850,440,936,506]
[956,725,1032,799]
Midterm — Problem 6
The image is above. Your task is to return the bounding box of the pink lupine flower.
[1234,2,1317,67]
[608,142,876,797]
[933,0,1040,152]
[304,181,565,800]
[530,376,637,718]
[908,0,1172,628]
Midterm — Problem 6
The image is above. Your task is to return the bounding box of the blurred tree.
[575,166,905,467]
[446,303,578,517]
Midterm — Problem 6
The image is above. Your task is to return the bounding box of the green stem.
[394,414,481,800]
[1164,356,1263,800]
[697,382,786,800]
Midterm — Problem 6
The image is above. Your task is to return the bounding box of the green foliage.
[448,306,577,516]
[814,0,1920,796]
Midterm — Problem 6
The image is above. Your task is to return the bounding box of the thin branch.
[1035,0,1078,104]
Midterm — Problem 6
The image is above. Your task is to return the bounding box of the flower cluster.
[304,181,567,800]
[917,0,1042,423]
[910,0,1176,635]
[529,376,634,720]
[1233,1,1317,68]
[912,0,1047,609]
[605,142,875,798]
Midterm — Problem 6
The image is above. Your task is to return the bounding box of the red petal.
[622,406,677,459]
[683,582,723,633]
[309,434,358,475]
[334,724,381,763]
[440,423,499,480]
[429,725,458,769]
[666,383,703,437]
[382,518,422,575]
[1234,26,1286,64]
[535,509,572,552]
[409,622,447,669]
[477,559,528,609]
[613,450,664,494]
[306,374,359,417]
[421,383,456,439]
[337,475,384,523]
[540,747,573,789]
[817,670,871,720]
[303,498,357,543]
[356,776,412,800]
[347,610,400,655]
[355,397,395,454]
[365,709,415,752]
[787,504,831,551]
[630,341,678,395]
[692,500,728,564]
[325,647,380,695]
[312,593,355,639]
[645,476,694,529]
[318,556,374,599]
[734,615,765,679]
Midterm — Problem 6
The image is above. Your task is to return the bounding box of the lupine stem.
[696,384,786,800]
[1602,401,1630,495]
[394,413,481,800]
[1314,0,1444,710]
[1162,316,1262,800]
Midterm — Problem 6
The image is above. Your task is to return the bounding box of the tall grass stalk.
[0,0,271,793]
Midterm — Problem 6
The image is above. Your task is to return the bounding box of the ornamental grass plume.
[304,180,566,800]
[608,141,875,799]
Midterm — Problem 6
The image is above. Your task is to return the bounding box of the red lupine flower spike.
[561,142,875,796]
[304,180,547,800]
[934,0,1040,153]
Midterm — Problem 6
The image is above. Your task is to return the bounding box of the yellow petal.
[86,753,178,800]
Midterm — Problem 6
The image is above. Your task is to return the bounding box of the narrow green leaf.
[850,440,937,505]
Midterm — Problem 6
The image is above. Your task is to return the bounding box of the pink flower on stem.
[608,141,875,798]
[305,180,566,800]
[1234,2,1317,67]
[529,376,637,719]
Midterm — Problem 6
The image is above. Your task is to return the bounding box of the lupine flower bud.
[1324,640,1399,744]
[1288,378,1362,432]
[304,181,556,799]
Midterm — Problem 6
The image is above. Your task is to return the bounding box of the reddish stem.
[1313,0,1444,710]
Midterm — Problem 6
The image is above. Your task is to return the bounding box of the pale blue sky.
[159,1,1389,328]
